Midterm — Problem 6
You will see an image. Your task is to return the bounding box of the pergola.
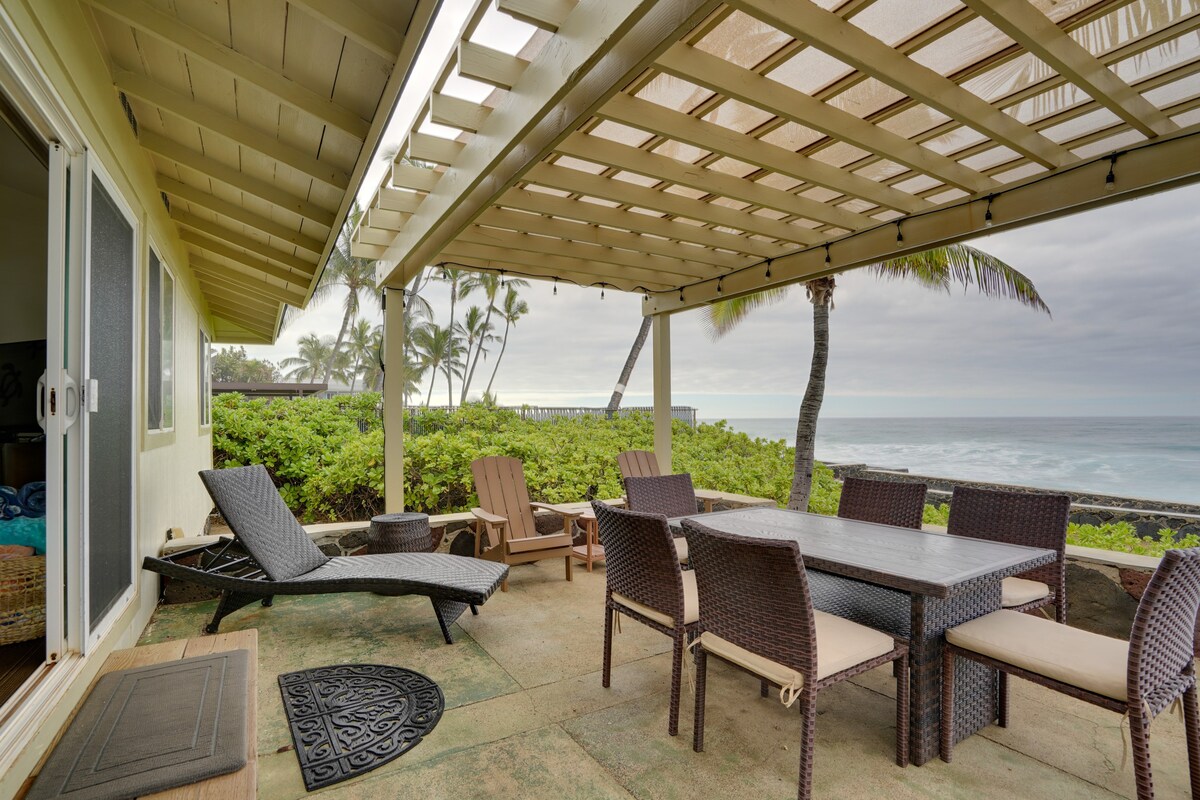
[348,0,1200,510]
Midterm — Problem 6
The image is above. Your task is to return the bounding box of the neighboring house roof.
[352,0,1200,314]
[81,0,438,344]
[213,381,327,398]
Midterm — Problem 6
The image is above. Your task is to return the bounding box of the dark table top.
[669,507,1056,598]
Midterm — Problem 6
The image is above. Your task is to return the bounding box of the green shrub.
[1066,521,1200,557]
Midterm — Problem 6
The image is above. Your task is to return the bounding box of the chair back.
[837,476,927,529]
[625,474,698,519]
[617,450,660,480]
[199,465,329,581]
[471,456,538,539]
[947,486,1069,589]
[1129,547,1200,715]
[682,518,817,679]
[592,502,684,624]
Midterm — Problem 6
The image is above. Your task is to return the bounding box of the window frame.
[145,242,175,434]
[199,327,212,430]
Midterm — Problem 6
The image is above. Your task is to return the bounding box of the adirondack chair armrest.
[529,502,583,520]
[471,507,508,526]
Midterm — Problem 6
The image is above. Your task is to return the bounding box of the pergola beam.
[655,44,996,193]
[961,0,1177,139]
[286,0,403,61]
[389,162,442,192]
[455,226,718,283]
[407,132,466,166]
[598,92,930,214]
[646,130,1200,315]
[84,0,370,138]
[497,0,576,32]
[172,211,318,277]
[525,161,817,244]
[377,187,426,213]
[555,132,873,231]
[158,176,326,255]
[475,206,751,268]
[498,188,791,258]
[430,92,492,133]
[116,71,351,190]
[438,246,674,292]
[728,0,1070,169]
[457,40,528,91]
[378,0,726,287]
[140,131,336,228]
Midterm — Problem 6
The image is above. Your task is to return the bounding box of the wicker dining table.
[669,506,1056,766]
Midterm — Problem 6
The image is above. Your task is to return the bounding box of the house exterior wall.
[0,1,214,792]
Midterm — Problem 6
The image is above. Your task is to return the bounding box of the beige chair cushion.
[673,537,688,564]
[946,610,1129,701]
[698,610,895,690]
[612,570,699,628]
[1002,577,1051,607]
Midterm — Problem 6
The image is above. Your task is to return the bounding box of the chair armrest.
[529,501,583,520]
[471,507,508,526]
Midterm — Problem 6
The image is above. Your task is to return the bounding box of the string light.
[679,287,685,302]
[824,244,831,265]
[716,276,723,294]
[1105,154,1117,192]
[553,278,557,296]
[765,258,772,279]
[600,284,605,300]
[499,269,506,287]
[895,221,904,248]
[984,195,994,228]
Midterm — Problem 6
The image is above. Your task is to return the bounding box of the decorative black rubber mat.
[278,665,444,791]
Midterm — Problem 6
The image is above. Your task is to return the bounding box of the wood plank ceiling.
[82,0,436,342]
[353,0,1200,315]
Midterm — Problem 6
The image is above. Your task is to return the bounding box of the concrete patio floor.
[139,561,1195,799]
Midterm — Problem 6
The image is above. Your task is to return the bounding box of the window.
[146,247,174,431]
[199,329,211,427]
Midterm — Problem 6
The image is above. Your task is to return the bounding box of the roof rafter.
[727,0,1071,169]
[598,93,929,214]
[961,0,1178,139]
[83,0,370,138]
[286,0,403,61]
[173,212,318,277]
[116,71,351,190]
[189,256,307,305]
[554,132,873,230]
[525,162,818,245]
[140,131,336,228]
[655,44,997,193]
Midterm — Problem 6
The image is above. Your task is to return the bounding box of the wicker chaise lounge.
[142,466,509,644]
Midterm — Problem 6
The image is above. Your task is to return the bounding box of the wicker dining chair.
[941,547,1200,800]
[837,476,927,529]
[947,486,1070,622]
[682,518,909,800]
[592,501,699,737]
[624,474,698,565]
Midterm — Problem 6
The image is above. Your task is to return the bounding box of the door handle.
[36,372,47,430]
[62,374,79,429]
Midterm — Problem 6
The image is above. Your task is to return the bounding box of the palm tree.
[457,305,499,403]
[457,272,529,401]
[311,203,381,384]
[485,286,529,396]
[281,333,337,383]
[343,319,378,392]
[412,323,465,407]
[705,245,1049,511]
[606,316,652,416]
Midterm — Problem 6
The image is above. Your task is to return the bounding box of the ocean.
[703,417,1200,506]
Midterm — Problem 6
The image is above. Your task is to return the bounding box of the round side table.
[368,512,433,554]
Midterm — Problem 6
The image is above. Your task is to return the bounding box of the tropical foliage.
[211,346,279,383]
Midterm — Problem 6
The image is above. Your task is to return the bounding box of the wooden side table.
[571,508,605,572]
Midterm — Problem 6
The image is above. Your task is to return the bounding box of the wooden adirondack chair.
[617,450,714,513]
[470,456,580,591]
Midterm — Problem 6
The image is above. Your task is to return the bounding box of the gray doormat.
[29,649,249,800]
[278,664,444,791]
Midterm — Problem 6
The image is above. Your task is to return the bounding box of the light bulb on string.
[716,277,723,294]
[824,244,831,265]
[1105,155,1117,192]
[553,278,558,296]
[765,259,772,279]
[984,195,994,228]
[678,287,685,302]
[895,221,904,248]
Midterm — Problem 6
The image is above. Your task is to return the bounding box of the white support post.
[383,287,406,512]
[652,313,672,474]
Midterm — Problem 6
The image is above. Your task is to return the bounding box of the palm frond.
[867,244,1050,315]
[703,286,790,340]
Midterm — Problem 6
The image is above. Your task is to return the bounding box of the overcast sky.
[245,182,1200,419]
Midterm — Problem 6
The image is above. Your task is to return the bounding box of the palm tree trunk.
[445,366,454,407]
[606,316,652,416]
[446,275,458,402]
[462,304,493,401]
[788,279,833,511]
[485,319,513,396]
[425,371,435,407]
[323,306,353,384]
